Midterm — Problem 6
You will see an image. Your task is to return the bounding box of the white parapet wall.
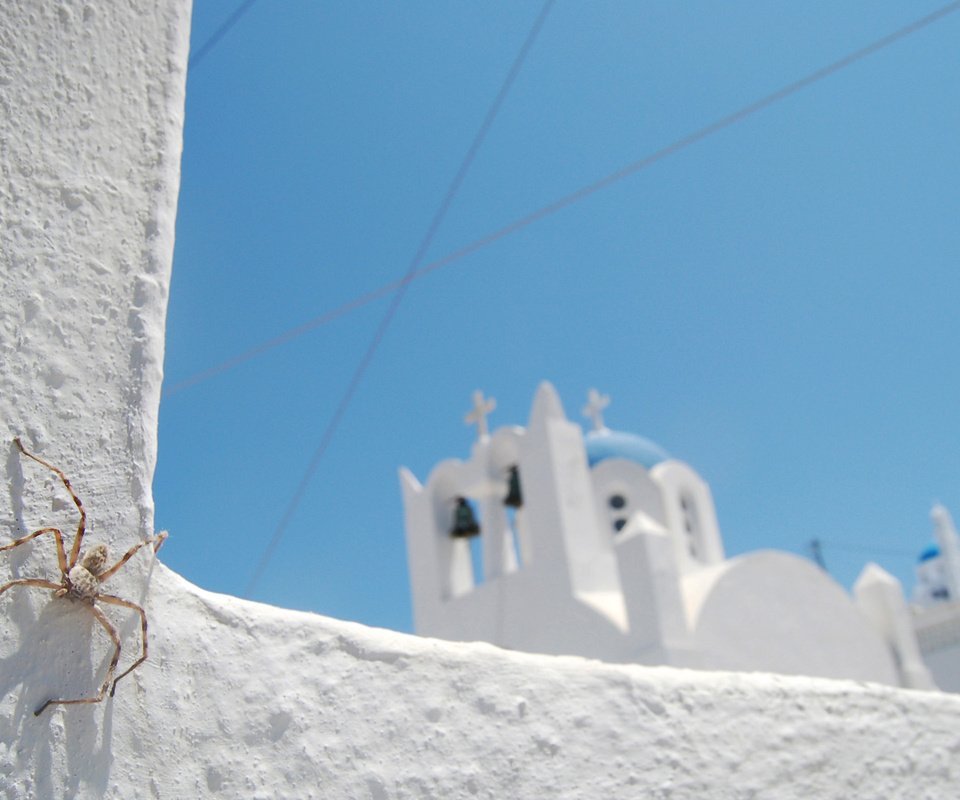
[14,566,960,799]
[1,2,959,798]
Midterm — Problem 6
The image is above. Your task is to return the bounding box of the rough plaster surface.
[147,585,960,799]
[0,0,187,555]
[2,1,960,798]
[8,565,960,799]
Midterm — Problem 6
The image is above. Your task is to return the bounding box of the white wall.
[0,0,189,566]
[924,641,960,692]
[1,3,959,798]
[687,552,898,684]
[914,601,960,692]
[14,566,960,800]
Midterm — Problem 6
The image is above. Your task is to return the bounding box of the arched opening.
[680,493,700,559]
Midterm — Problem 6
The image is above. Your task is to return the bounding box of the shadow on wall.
[0,598,114,796]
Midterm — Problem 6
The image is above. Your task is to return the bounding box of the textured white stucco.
[1,2,959,798]
[12,565,960,799]
[0,0,188,559]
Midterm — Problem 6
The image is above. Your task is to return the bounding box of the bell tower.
[399,382,693,664]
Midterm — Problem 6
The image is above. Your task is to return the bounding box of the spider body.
[1,438,166,715]
[63,545,108,602]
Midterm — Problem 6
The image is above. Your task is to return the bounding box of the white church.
[910,504,960,691]
[400,382,958,691]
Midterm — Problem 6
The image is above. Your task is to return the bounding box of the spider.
[1,437,167,716]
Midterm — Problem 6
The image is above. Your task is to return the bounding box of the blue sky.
[155,2,960,634]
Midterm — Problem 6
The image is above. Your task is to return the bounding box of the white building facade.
[909,505,960,692]
[401,382,935,690]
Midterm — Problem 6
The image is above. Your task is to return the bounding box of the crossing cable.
[166,1,960,399]
[817,540,917,559]
[189,0,259,70]
[243,0,557,597]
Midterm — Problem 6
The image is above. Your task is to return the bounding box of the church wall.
[914,602,960,692]
[614,527,698,666]
[686,552,899,684]
[590,458,667,537]
[651,460,725,568]
[924,643,960,692]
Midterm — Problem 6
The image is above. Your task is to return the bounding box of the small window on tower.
[680,493,700,558]
[609,494,626,510]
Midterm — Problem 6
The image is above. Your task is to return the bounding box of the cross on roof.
[464,390,496,439]
[582,388,610,432]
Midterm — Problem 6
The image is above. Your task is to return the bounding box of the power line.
[189,0,259,70]
[818,540,917,559]
[166,0,960,399]
[805,537,919,572]
[243,0,557,597]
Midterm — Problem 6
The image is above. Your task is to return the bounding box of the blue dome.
[585,429,670,469]
[919,544,941,563]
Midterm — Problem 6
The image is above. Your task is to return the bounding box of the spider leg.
[34,604,120,716]
[98,594,149,696]
[14,438,87,570]
[96,532,167,583]
[0,527,68,576]
[0,577,62,598]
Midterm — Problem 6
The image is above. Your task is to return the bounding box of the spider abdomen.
[67,564,99,601]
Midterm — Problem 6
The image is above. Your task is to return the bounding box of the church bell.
[450,497,480,538]
[503,465,523,508]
